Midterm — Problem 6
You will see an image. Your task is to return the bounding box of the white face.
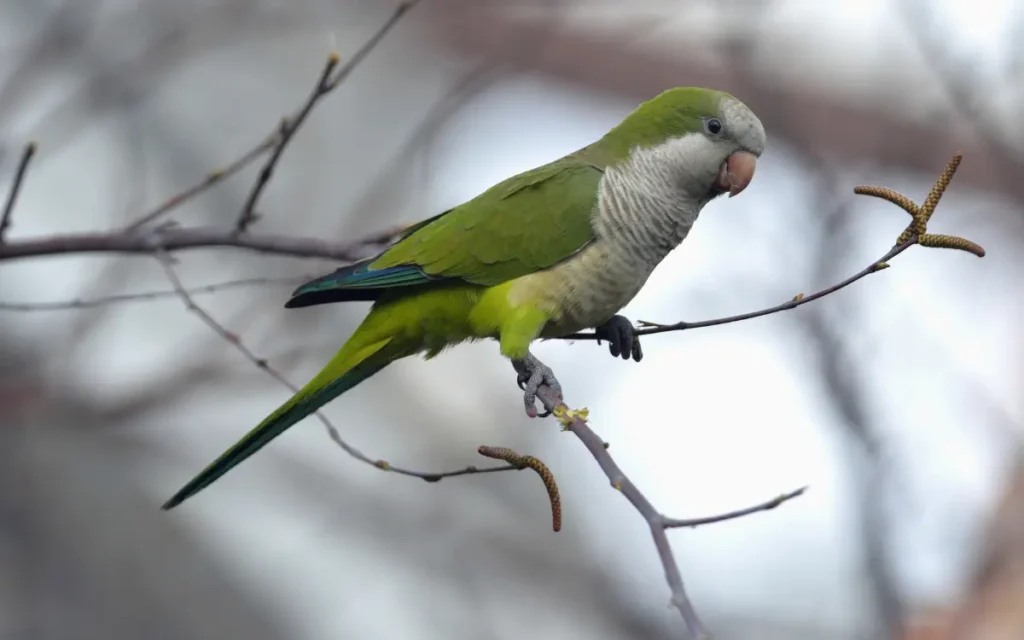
[654,97,766,201]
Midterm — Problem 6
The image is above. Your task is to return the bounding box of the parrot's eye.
[704,118,724,135]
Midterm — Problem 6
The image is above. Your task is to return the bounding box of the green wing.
[286,158,603,307]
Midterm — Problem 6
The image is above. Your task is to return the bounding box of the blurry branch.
[943,450,1024,639]
[561,153,985,345]
[531,387,804,640]
[477,445,562,532]
[234,56,339,233]
[0,0,422,262]
[896,0,1024,168]
[236,0,421,232]
[801,164,905,638]
[154,250,519,483]
[0,142,36,243]
[123,141,275,232]
[903,451,1024,640]
[0,275,307,311]
[0,1,101,122]
[0,222,408,262]
[433,11,1024,204]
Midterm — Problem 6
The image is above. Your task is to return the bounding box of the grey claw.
[512,352,562,418]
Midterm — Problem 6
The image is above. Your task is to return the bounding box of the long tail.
[162,334,409,510]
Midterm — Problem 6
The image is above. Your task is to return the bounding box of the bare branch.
[1,2,424,263]
[663,487,807,529]
[235,58,338,232]
[532,387,804,640]
[0,275,308,311]
[0,223,407,262]
[153,250,518,484]
[0,141,36,243]
[124,140,274,231]
[235,0,422,232]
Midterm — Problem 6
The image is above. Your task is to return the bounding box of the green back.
[370,154,603,285]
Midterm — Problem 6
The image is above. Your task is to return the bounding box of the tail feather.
[162,336,399,510]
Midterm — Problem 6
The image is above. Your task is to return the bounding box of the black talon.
[594,315,643,363]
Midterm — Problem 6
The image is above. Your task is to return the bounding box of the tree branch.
[0,0,422,263]
[532,387,804,640]
[0,275,307,311]
[234,0,423,232]
[124,140,275,231]
[0,142,36,243]
[663,486,807,529]
[0,223,408,262]
[235,58,338,232]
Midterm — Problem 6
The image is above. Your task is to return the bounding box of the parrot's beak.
[714,150,758,198]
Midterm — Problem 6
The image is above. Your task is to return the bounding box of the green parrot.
[162,86,765,509]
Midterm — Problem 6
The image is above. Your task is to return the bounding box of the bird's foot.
[594,315,643,362]
[512,351,563,418]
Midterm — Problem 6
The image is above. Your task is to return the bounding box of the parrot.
[162,86,766,510]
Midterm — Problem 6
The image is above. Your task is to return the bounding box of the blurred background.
[0,1,1021,638]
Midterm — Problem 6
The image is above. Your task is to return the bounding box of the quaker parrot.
[162,87,766,509]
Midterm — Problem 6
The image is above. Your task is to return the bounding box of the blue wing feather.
[284,261,438,308]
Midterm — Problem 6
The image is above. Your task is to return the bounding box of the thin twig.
[536,388,803,640]
[478,445,562,532]
[0,142,37,243]
[538,392,806,639]
[535,387,806,638]
[663,487,807,528]
[627,243,909,337]
[235,60,338,232]
[153,251,517,483]
[0,223,407,263]
[322,1,422,92]
[0,275,309,311]
[235,0,421,232]
[124,141,275,231]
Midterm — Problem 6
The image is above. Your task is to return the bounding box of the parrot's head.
[603,87,766,204]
